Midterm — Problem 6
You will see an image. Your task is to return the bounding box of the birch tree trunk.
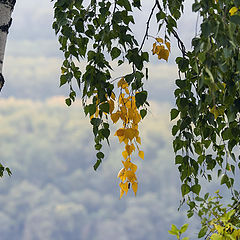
[0,0,16,91]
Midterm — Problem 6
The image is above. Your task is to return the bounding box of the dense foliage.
[50,0,240,239]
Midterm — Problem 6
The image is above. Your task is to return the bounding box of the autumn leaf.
[111,112,120,123]
[156,37,163,43]
[115,128,125,137]
[122,150,128,159]
[138,150,144,160]
[132,182,138,196]
[229,7,238,16]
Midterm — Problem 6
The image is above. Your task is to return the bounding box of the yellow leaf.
[132,182,138,196]
[125,128,135,141]
[122,150,128,159]
[229,6,238,16]
[152,42,157,54]
[108,99,115,114]
[125,145,132,155]
[126,100,132,109]
[117,168,124,178]
[158,48,169,61]
[133,112,141,124]
[155,45,164,55]
[111,92,116,100]
[126,170,136,182]
[123,138,128,145]
[115,128,125,137]
[118,135,125,143]
[125,87,130,95]
[111,112,120,123]
[122,159,131,169]
[130,162,137,173]
[156,37,163,43]
[136,136,141,145]
[120,189,124,199]
[165,41,171,52]
[120,182,128,192]
[117,78,127,88]
[138,150,144,160]
[130,143,135,152]
[128,108,134,120]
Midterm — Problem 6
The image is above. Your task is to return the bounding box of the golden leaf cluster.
[111,77,144,198]
[152,37,170,61]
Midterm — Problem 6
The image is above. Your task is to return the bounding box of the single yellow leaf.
[125,145,132,155]
[120,189,124,199]
[117,168,126,182]
[125,128,135,141]
[229,6,238,16]
[165,41,171,52]
[125,87,130,95]
[156,37,163,43]
[132,182,138,196]
[122,150,128,160]
[138,150,144,160]
[136,136,141,145]
[111,112,120,123]
[108,99,115,114]
[158,48,169,61]
[118,135,125,143]
[122,160,131,169]
[115,128,125,137]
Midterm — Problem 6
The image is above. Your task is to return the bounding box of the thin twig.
[155,0,187,58]
[139,2,157,52]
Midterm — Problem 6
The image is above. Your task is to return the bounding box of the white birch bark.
[0,0,16,90]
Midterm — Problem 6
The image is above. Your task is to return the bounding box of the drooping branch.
[155,0,186,57]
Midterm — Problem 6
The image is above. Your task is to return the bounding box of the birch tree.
[0,0,16,91]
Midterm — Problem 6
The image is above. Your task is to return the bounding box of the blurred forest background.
[0,0,228,239]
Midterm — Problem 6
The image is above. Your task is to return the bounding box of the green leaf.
[220,174,229,185]
[168,224,179,236]
[60,75,68,86]
[65,98,71,106]
[140,109,147,119]
[97,151,104,159]
[6,167,12,176]
[198,225,208,238]
[191,184,201,195]
[171,108,179,120]
[93,159,102,170]
[135,91,147,108]
[90,118,102,127]
[181,184,190,197]
[95,144,102,150]
[116,0,131,11]
[180,224,189,234]
[99,102,110,113]
[111,47,121,60]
